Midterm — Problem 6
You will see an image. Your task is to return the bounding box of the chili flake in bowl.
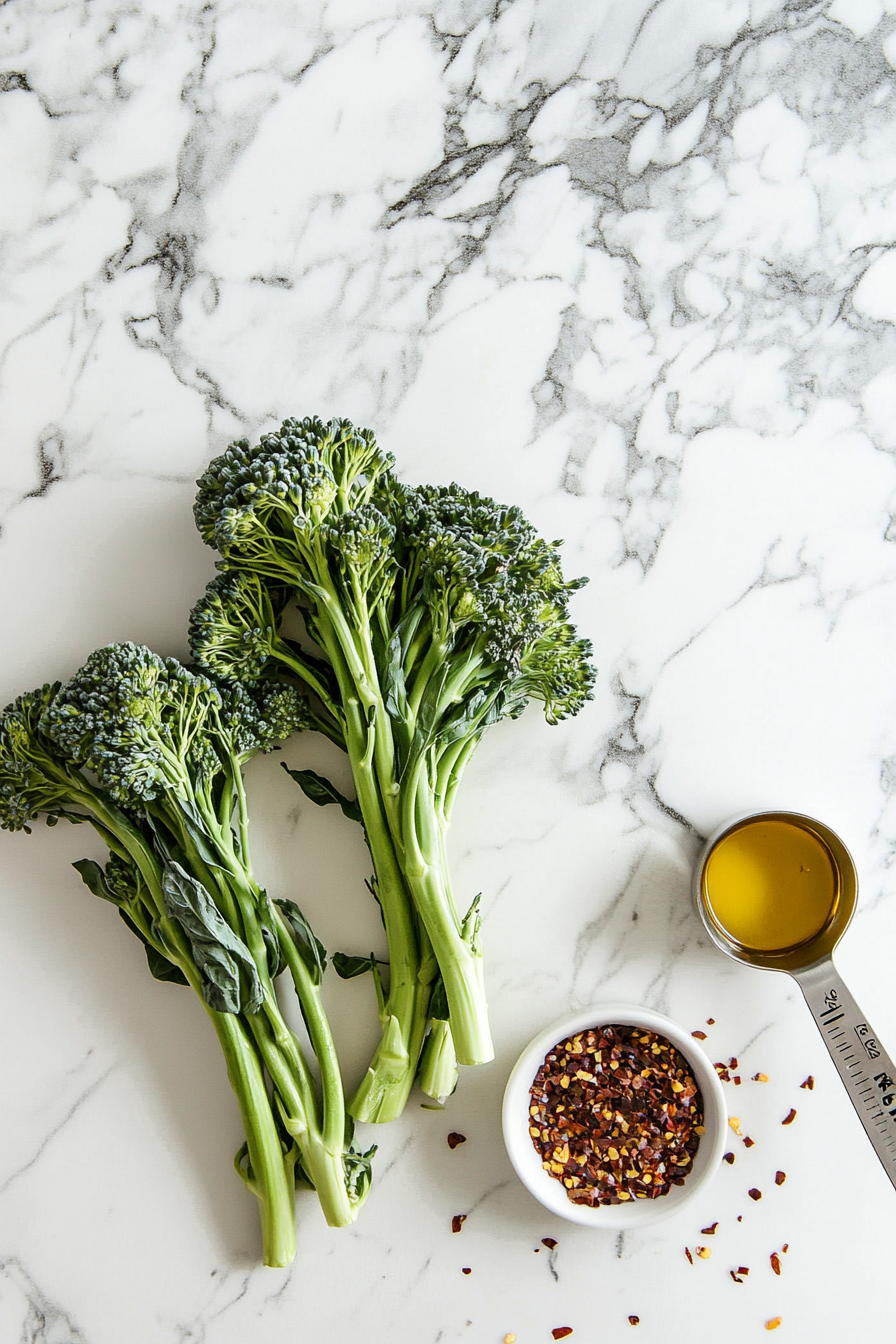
[503,1005,727,1228]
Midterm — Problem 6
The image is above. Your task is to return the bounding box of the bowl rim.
[502,1002,727,1228]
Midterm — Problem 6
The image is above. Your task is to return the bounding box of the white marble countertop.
[2,1,896,1339]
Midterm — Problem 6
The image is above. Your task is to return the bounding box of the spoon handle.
[795,959,896,1191]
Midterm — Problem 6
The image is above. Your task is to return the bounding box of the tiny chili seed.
[447,1132,467,1149]
[765,1318,782,1331]
[782,1108,797,1125]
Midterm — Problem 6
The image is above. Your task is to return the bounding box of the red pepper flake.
[782,1108,797,1125]
[733,1076,742,1085]
[528,1024,704,1206]
[715,1062,731,1082]
[700,1223,719,1235]
[738,1266,750,1275]
[552,1329,574,1340]
[461,1267,472,1275]
[685,1247,694,1264]
[447,1132,467,1149]
[743,1136,755,1148]
[628,1317,640,1326]
[723,1151,735,1164]
[753,1072,769,1083]
[782,1243,789,1253]
[765,1318,782,1331]
[691,1030,707,1040]
[729,1057,738,1069]
[800,1076,814,1090]
[748,1188,762,1201]
[533,1247,540,1253]
[542,1237,558,1250]
[737,1216,743,1222]
[730,1270,743,1284]
[451,1214,467,1233]
[771,1251,782,1276]
[775,1170,786,1186]
[706,1018,715,1025]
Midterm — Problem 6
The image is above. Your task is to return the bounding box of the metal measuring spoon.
[694,810,896,1191]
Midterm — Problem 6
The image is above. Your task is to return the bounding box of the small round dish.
[502,1003,727,1228]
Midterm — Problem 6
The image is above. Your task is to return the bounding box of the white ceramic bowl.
[502,1003,727,1228]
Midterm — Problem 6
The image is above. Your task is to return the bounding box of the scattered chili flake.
[451,1214,467,1233]
[748,1188,762,1201]
[775,1170,786,1186]
[771,1252,782,1276]
[729,1116,741,1134]
[701,1223,719,1235]
[738,1266,750,1275]
[685,1247,694,1264]
[552,1329,574,1340]
[800,1076,814,1090]
[447,1132,467,1149]
[692,1030,707,1040]
[730,1270,743,1284]
[729,1057,738,1069]
[782,1243,789,1253]
[533,1248,540,1253]
[723,1152,735,1164]
[743,1136,755,1148]
[528,1024,704,1206]
[628,1317,640,1326]
[542,1237,558,1250]
[461,1267,471,1275]
[765,1318,782,1331]
[505,1336,517,1344]
[696,1246,711,1259]
[707,1018,715,1025]
[715,1062,731,1082]
[782,1108,797,1125]
[737,1216,743,1222]
[733,1076,742,1085]
[753,1072,769,1083]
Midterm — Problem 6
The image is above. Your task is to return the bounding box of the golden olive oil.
[703,817,839,953]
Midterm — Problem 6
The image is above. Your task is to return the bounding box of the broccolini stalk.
[191,417,596,1115]
[0,648,374,1265]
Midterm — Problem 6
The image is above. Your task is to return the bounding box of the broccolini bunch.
[190,416,596,1122]
[0,644,373,1266]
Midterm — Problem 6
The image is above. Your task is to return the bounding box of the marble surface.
[2,0,896,1338]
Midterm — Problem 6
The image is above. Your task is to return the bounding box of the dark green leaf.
[162,861,264,1015]
[72,858,119,905]
[275,897,327,986]
[332,951,378,980]
[429,976,449,1020]
[258,889,283,979]
[117,909,189,985]
[280,764,363,825]
[344,1143,377,1203]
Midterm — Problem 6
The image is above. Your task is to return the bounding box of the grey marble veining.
[2,1,896,1339]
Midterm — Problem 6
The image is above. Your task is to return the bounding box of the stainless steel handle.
[795,958,896,1191]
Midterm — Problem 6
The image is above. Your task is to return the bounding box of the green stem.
[207,1008,297,1267]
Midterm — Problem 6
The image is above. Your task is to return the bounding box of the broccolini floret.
[191,416,596,1124]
